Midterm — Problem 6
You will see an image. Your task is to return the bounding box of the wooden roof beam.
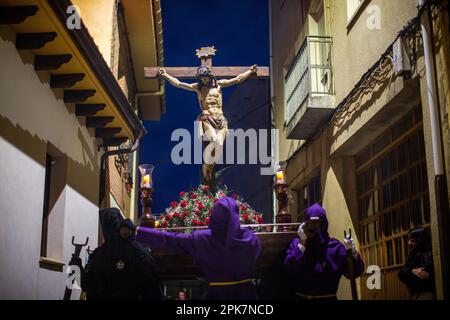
[86,117,114,128]
[95,127,122,138]
[34,54,72,71]
[75,104,106,116]
[50,73,85,88]
[0,6,39,24]
[64,89,96,103]
[16,32,57,50]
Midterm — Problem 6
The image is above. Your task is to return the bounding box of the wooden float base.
[153,231,297,280]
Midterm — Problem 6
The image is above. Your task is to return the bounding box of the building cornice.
[48,0,146,140]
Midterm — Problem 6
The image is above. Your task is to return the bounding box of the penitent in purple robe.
[136,197,262,300]
[284,204,364,297]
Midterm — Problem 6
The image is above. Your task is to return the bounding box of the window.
[40,145,67,263]
[297,172,321,220]
[357,107,431,299]
[40,154,53,257]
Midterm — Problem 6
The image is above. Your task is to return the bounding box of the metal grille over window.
[356,107,430,299]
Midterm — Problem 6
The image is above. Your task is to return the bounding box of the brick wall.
[104,1,137,218]
[107,150,132,217]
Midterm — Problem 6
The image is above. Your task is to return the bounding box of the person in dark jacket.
[398,227,435,300]
[176,289,188,300]
[82,208,163,300]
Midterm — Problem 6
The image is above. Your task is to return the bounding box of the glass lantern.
[138,164,154,189]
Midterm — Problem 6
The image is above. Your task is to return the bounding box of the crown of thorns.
[195,66,214,79]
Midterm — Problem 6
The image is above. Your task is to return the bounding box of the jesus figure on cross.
[157,63,258,183]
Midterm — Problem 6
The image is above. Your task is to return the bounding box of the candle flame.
[141,174,151,188]
[276,170,285,184]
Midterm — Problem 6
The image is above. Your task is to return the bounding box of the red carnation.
[197,202,205,210]
[231,193,238,199]
[205,217,210,225]
[181,212,187,220]
[257,216,263,224]
[240,205,248,211]
[172,212,179,218]
[192,219,198,226]
[162,221,168,228]
[198,220,205,226]
[213,198,219,203]
[190,193,197,199]
[180,200,188,208]
[179,191,186,197]
[242,213,249,221]
[170,201,178,208]
[165,213,171,220]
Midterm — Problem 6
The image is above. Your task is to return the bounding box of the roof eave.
[47,0,146,139]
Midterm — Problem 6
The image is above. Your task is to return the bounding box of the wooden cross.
[144,46,269,79]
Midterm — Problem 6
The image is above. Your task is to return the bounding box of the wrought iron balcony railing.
[284,36,333,127]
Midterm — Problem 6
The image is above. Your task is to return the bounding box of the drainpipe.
[418,0,450,299]
[97,133,143,246]
[269,0,277,224]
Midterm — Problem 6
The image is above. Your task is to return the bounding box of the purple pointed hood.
[304,203,330,244]
[209,197,241,249]
[303,203,331,272]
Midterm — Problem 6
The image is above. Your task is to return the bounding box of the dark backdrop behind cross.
[144,46,269,79]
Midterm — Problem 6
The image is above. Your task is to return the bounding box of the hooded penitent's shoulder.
[241,228,259,242]
[130,238,150,253]
[328,238,344,247]
[327,238,347,256]
[88,244,106,262]
[230,228,260,252]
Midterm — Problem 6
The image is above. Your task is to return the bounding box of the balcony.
[284,36,334,139]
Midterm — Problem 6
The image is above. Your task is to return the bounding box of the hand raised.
[297,223,307,241]
[250,64,258,74]
[412,268,430,279]
[157,67,167,77]
[343,237,357,254]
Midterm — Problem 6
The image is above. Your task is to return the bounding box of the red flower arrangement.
[155,184,263,233]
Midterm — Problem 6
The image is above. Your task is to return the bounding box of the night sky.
[139,0,269,214]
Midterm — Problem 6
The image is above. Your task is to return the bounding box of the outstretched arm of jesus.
[218,64,258,88]
[158,67,198,92]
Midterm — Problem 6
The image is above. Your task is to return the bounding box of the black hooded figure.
[83,208,163,300]
[397,227,435,299]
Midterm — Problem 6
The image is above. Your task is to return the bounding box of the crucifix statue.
[144,46,269,184]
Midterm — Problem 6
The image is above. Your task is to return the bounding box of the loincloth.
[199,114,227,130]
[197,113,228,140]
